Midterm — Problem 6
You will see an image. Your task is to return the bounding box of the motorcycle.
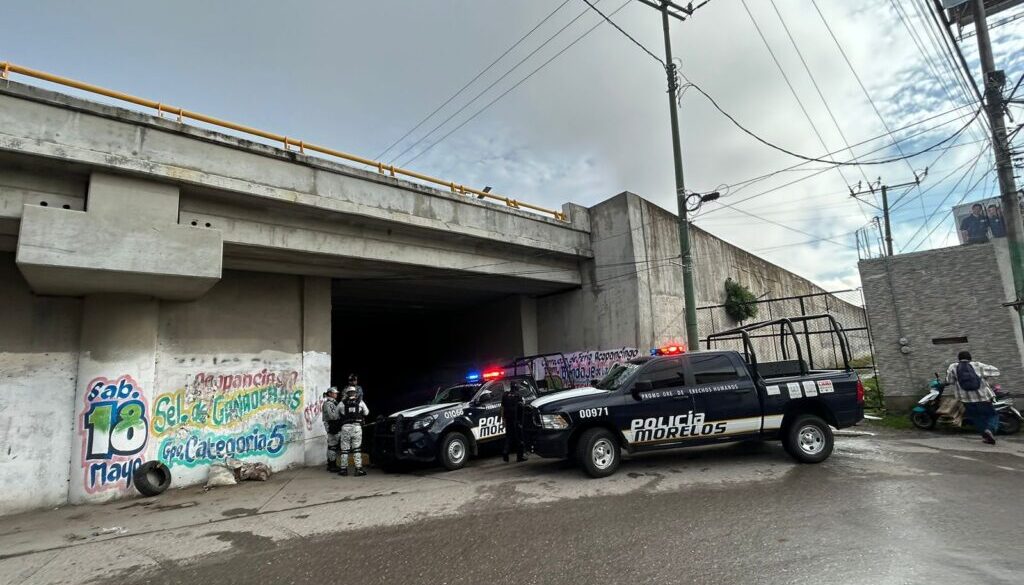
[910,373,1022,435]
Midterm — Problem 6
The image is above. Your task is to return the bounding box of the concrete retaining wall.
[0,253,331,514]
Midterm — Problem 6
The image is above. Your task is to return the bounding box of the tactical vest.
[341,397,363,424]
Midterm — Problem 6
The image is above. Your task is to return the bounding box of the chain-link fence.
[697,289,882,409]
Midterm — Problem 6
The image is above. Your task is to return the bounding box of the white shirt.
[945,360,998,403]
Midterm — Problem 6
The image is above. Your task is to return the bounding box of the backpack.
[956,361,982,392]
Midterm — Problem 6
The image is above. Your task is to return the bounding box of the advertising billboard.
[952,193,1023,244]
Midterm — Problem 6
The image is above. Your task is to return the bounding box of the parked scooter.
[911,373,1022,434]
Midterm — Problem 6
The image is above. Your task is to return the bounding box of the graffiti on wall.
[79,375,149,494]
[150,368,302,468]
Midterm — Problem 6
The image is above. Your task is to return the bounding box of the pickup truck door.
[616,357,696,452]
[683,353,762,439]
[468,380,508,444]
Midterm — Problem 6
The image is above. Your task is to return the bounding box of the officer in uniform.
[501,381,528,463]
[338,385,370,476]
[322,387,342,472]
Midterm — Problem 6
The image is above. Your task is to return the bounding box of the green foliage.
[723,278,758,322]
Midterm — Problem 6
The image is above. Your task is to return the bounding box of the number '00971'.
[578,407,609,418]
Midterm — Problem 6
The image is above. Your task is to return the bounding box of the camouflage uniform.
[338,387,369,475]
[322,392,342,470]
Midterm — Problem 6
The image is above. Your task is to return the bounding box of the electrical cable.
[373,0,573,160]
[397,0,634,167]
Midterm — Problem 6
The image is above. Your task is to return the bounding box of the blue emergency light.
[466,372,481,382]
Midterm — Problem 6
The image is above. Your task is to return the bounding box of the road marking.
[950,455,978,461]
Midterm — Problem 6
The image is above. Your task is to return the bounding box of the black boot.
[338,467,348,476]
[326,461,340,472]
[355,468,367,477]
[517,455,528,462]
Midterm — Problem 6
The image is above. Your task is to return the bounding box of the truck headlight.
[540,414,569,430]
[411,414,437,430]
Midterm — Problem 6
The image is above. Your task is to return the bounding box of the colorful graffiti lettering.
[150,369,302,437]
[80,375,149,494]
[158,423,289,467]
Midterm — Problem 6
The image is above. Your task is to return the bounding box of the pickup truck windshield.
[594,363,641,391]
[432,384,481,404]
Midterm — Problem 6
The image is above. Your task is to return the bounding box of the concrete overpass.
[0,76,857,515]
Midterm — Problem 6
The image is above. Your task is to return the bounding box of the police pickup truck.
[522,315,865,477]
[373,370,539,471]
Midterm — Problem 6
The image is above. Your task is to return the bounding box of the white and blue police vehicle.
[373,369,540,471]
[523,315,866,477]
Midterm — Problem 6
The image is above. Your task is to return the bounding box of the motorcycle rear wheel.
[910,411,937,430]
[997,412,1021,435]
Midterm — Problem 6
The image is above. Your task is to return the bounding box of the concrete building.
[859,240,1024,411]
[1,80,857,515]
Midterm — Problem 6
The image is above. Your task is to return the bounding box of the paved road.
[4,426,1023,585]
[116,428,1023,585]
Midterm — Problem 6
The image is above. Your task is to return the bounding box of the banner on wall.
[508,347,641,390]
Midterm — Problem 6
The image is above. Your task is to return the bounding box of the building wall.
[537,193,864,359]
[0,258,331,514]
[0,253,81,516]
[859,241,1024,411]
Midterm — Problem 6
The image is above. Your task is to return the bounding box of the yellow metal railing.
[0,61,566,222]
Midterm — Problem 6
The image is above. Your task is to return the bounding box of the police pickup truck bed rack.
[522,315,865,477]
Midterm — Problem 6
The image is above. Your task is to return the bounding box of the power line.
[581,0,663,65]
[902,144,992,251]
[373,0,573,160]
[740,0,872,222]
[387,0,611,166]
[397,0,634,167]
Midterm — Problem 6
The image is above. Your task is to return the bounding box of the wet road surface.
[109,429,1023,585]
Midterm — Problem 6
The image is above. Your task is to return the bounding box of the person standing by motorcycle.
[338,386,370,476]
[946,351,1001,444]
[322,387,343,472]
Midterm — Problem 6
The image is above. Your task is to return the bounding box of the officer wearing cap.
[322,387,342,472]
[347,373,364,401]
[338,385,370,477]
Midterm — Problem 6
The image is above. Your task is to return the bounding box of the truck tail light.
[856,378,865,405]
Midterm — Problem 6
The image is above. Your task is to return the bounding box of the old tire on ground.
[910,411,937,430]
[783,414,834,464]
[576,427,620,478]
[133,461,172,497]
[997,412,1021,435]
[439,432,469,471]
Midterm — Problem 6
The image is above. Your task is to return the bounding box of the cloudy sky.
[4,0,1022,291]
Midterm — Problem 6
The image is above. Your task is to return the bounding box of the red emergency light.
[654,344,686,356]
[482,369,505,380]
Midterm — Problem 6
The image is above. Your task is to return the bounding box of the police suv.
[523,316,865,477]
[373,370,539,471]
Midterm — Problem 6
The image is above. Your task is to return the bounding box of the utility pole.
[849,171,926,256]
[636,0,710,349]
[970,0,1024,311]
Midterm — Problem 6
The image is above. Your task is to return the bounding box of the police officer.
[322,387,342,472]
[338,386,369,476]
[347,373,364,401]
[501,381,528,463]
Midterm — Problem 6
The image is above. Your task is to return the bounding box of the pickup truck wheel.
[784,415,833,464]
[439,432,469,471]
[576,428,620,478]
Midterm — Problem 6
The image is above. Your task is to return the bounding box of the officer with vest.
[322,387,342,472]
[338,385,370,476]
